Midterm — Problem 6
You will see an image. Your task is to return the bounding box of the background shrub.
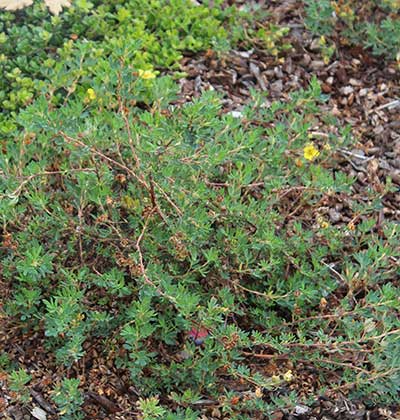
[305,0,400,60]
[0,0,245,134]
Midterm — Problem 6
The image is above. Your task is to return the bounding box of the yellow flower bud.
[86,88,96,101]
[283,370,294,382]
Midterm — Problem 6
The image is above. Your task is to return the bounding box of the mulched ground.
[177,3,400,219]
[1,1,399,419]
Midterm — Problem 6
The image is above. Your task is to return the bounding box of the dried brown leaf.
[0,0,33,11]
[44,0,71,15]
[0,0,71,15]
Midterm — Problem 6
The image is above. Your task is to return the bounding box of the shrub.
[254,23,292,58]
[0,0,245,134]
[52,378,84,419]
[305,0,400,60]
[1,47,399,416]
[7,369,32,403]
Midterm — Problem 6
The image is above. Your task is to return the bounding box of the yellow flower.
[348,221,356,231]
[138,69,157,80]
[283,370,294,382]
[86,88,96,101]
[303,143,320,161]
[317,215,329,228]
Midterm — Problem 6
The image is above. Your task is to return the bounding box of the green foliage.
[361,17,400,58]
[136,396,167,419]
[0,0,245,133]
[1,45,399,416]
[254,23,292,57]
[52,378,84,419]
[137,396,199,420]
[304,0,336,35]
[305,0,400,60]
[8,369,32,403]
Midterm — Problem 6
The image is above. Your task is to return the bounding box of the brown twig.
[242,351,289,360]
[30,389,57,414]
[148,175,168,222]
[59,131,150,190]
[1,168,96,199]
[235,283,291,300]
[152,179,183,217]
[116,68,141,168]
[86,391,121,413]
[135,208,176,304]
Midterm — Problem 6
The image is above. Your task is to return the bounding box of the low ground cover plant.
[1,44,399,417]
[305,0,400,61]
[0,0,249,134]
